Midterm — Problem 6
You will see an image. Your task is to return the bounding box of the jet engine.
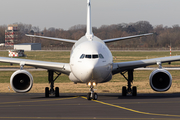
[10,70,33,93]
[149,69,172,92]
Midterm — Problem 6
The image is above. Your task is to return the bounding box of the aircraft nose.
[72,59,112,83]
[78,60,102,82]
[78,61,98,82]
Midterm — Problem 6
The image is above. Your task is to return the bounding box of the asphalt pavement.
[0,93,179,120]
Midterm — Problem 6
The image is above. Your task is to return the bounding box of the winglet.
[85,0,94,41]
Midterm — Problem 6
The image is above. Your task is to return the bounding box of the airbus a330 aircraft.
[0,0,180,100]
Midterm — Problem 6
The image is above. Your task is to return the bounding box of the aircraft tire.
[92,93,98,100]
[122,86,127,96]
[87,93,91,100]
[55,87,59,97]
[45,87,49,98]
[132,86,137,96]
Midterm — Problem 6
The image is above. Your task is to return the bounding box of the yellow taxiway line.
[81,96,180,118]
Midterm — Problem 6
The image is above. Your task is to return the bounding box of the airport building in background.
[14,43,41,51]
[5,24,19,46]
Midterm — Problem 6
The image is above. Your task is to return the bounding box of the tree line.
[0,21,180,49]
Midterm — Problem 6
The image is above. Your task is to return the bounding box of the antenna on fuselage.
[86,0,94,41]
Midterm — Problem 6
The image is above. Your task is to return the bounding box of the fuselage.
[68,0,113,84]
[69,35,113,84]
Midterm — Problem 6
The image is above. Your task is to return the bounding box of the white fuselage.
[69,36,113,84]
[68,0,113,84]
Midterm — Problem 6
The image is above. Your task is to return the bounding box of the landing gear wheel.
[47,70,61,97]
[87,93,91,100]
[92,93,98,100]
[55,87,59,97]
[122,86,127,96]
[45,87,49,98]
[132,86,137,96]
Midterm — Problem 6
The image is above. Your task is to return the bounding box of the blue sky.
[0,0,180,30]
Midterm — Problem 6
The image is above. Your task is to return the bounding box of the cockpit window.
[80,54,104,59]
[99,54,104,59]
[85,55,91,59]
[80,54,85,59]
[92,54,98,58]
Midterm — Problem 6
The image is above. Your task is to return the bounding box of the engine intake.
[149,69,172,92]
[10,70,33,93]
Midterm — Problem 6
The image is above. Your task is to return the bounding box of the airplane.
[0,0,179,100]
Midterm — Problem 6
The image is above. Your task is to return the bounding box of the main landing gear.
[87,82,98,100]
[120,69,137,96]
[45,70,61,97]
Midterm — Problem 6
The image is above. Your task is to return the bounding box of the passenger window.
[92,54,98,58]
[85,55,91,59]
[99,54,104,59]
[80,54,85,59]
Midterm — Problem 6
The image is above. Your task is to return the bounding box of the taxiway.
[0,93,179,120]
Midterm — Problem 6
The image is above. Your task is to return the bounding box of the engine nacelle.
[149,69,172,92]
[10,70,33,93]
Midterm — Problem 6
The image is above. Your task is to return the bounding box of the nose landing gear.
[87,82,98,100]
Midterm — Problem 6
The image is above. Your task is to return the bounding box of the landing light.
[88,82,91,86]
[87,82,96,86]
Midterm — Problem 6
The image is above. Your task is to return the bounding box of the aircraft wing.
[0,57,71,75]
[112,56,180,74]
[25,34,77,43]
[103,33,153,43]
